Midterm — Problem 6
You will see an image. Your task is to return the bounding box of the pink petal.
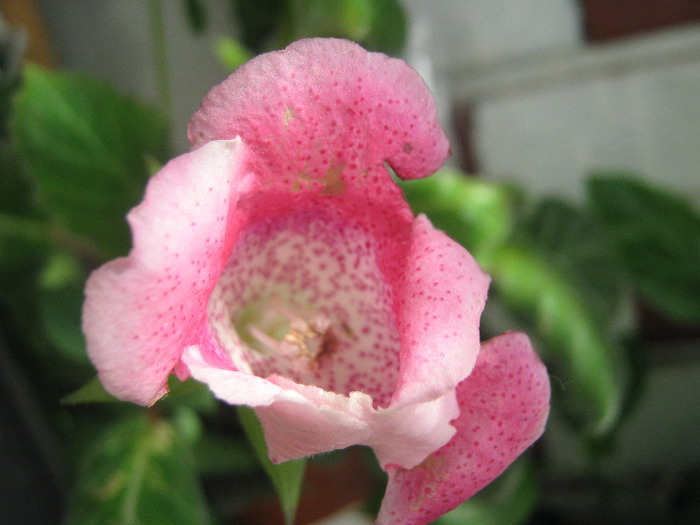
[185,345,459,469]
[184,345,375,462]
[377,332,550,525]
[188,38,449,189]
[391,215,490,407]
[370,391,459,470]
[182,345,284,406]
[257,379,460,468]
[256,376,376,463]
[82,140,248,405]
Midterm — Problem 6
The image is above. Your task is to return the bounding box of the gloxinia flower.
[83,38,549,523]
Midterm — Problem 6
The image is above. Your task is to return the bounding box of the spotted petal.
[391,215,489,409]
[377,332,551,525]
[189,38,450,188]
[82,140,248,405]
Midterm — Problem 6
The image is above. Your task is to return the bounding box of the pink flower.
[83,38,549,522]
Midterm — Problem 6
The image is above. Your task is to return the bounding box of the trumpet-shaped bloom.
[82,38,549,523]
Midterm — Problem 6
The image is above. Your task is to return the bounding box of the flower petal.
[256,376,376,463]
[82,140,248,405]
[183,345,376,462]
[391,215,490,407]
[187,41,454,381]
[377,332,550,525]
[184,345,458,469]
[370,391,459,470]
[257,382,460,468]
[188,38,449,192]
[182,345,284,406]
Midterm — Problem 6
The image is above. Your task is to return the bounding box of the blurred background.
[1,1,699,524]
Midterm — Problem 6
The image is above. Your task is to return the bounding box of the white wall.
[404,0,700,204]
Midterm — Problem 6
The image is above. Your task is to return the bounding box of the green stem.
[148,0,172,117]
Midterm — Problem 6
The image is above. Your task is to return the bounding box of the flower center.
[206,210,401,405]
[235,295,339,371]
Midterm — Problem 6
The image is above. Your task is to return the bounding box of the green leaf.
[160,377,218,413]
[435,455,539,525]
[362,0,407,56]
[214,36,253,72]
[588,175,700,325]
[401,169,517,264]
[192,432,260,476]
[524,198,626,332]
[62,376,117,405]
[489,244,627,436]
[39,281,89,365]
[237,406,306,524]
[12,64,170,259]
[65,412,213,525]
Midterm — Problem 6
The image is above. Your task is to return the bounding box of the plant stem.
[148,0,172,117]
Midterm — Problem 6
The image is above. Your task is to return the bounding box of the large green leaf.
[524,198,626,335]
[39,279,89,365]
[192,432,260,476]
[63,375,218,409]
[12,64,169,259]
[159,377,218,413]
[237,406,306,524]
[588,175,700,325]
[488,244,626,436]
[65,412,213,525]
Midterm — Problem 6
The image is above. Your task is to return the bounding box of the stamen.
[247,324,298,359]
[241,295,339,370]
